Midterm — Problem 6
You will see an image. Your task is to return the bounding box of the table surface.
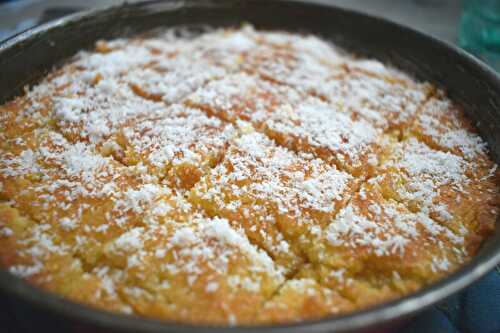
[0,1,466,332]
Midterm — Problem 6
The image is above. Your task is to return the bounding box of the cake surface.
[0,26,499,326]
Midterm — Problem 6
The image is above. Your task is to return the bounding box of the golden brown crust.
[0,26,498,326]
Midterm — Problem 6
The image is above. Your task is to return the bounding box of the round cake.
[0,26,498,325]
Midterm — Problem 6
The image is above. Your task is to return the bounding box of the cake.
[0,25,498,325]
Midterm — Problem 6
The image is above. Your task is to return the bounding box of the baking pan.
[1,1,500,332]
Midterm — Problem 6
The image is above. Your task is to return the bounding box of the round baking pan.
[1,1,500,332]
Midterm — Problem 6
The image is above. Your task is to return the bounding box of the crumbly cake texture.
[0,25,498,325]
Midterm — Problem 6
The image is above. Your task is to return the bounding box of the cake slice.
[0,129,175,266]
[108,104,236,190]
[262,98,385,177]
[371,138,498,249]
[190,131,356,274]
[101,208,284,325]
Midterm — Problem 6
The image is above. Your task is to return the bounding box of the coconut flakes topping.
[121,105,235,169]
[265,99,380,166]
[0,26,496,325]
[207,132,353,217]
[389,138,470,218]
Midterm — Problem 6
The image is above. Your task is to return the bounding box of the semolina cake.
[0,25,499,326]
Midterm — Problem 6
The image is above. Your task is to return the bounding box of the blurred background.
[0,0,463,42]
[1,0,499,71]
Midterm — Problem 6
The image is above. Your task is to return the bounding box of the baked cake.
[0,26,498,325]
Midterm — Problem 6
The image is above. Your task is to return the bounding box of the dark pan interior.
[1,1,500,333]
